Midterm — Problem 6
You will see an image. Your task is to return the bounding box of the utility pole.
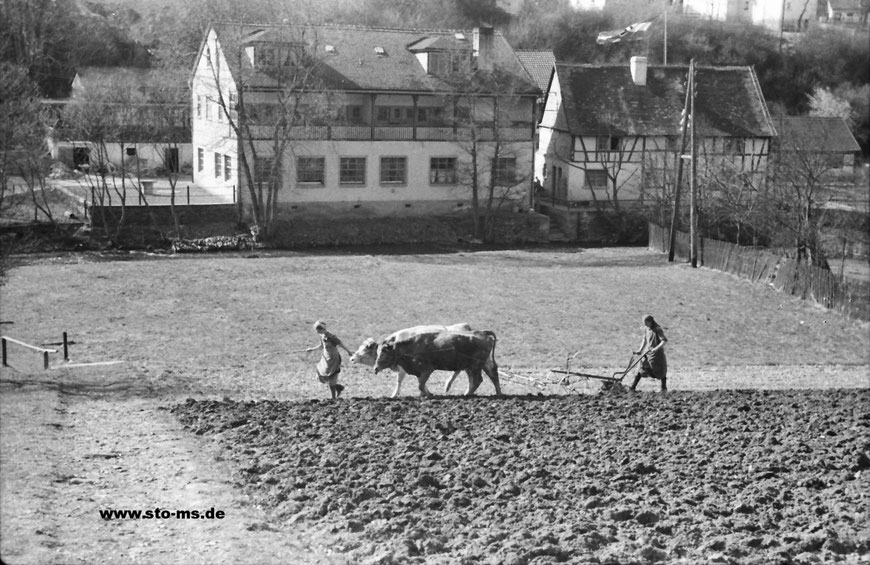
[689,59,699,268]
[668,58,693,262]
[779,0,787,53]
[663,0,668,65]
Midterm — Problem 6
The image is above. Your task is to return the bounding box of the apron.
[316,331,342,378]
[643,326,667,379]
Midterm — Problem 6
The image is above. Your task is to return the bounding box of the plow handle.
[613,353,646,381]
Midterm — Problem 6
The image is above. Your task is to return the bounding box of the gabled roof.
[515,50,556,93]
[209,23,539,96]
[776,116,861,153]
[72,66,190,102]
[553,63,777,138]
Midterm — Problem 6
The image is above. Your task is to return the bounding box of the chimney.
[473,25,494,71]
[630,56,648,86]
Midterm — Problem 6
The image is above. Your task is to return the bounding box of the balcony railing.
[245,123,532,142]
[374,126,415,140]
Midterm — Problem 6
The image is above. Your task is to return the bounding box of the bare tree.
[761,134,841,267]
[203,24,338,240]
[687,124,841,267]
[144,68,192,238]
[700,163,766,246]
[0,62,55,223]
[442,58,535,241]
[60,78,135,242]
[59,70,186,244]
[547,116,645,240]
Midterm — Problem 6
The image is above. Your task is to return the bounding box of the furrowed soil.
[170,390,870,565]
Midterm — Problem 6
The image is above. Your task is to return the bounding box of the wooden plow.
[550,351,646,388]
[499,351,647,394]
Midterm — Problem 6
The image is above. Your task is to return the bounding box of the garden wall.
[89,203,550,248]
[88,203,237,227]
[649,223,869,321]
[266,210,550,248]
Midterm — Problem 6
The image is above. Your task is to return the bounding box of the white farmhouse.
[191,23,540,231]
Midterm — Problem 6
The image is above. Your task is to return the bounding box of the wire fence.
[649,223,870,321]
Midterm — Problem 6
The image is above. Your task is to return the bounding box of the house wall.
[684,0,818,29]
[684,0,751,21]
[536,127,770,206]
[534,70,566,185]
[570,0,605,9]
[49,140,193,174]
[238,138,534,217]
[752,0,818,30]
[191,28,239,200]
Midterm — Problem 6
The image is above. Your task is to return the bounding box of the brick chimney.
[473,25,494,71]
[630,56,648,86]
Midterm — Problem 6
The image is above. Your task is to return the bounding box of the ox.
[374,329,502,397]
[351,323,472,397]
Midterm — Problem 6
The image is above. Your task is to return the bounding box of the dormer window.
[408,35,472,75]
[374,46,386,56]
[257,44,279,67]
[249,41,307,69]
[325,45,336,53]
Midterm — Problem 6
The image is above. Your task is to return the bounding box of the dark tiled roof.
[516,50,556,92]
[72,66,190,101]
[212,23,538,95]
[555,63,776,138]
[74,66,158,89]
[776,116,861,153]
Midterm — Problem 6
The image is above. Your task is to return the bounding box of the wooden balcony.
[245,123,533,142]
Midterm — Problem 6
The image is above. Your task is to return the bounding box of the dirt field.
[1,246,868,564]
[172,389,870,564]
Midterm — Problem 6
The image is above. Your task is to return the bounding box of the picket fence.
[648,224,869,321]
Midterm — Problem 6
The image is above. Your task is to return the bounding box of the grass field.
[1,246,867,398]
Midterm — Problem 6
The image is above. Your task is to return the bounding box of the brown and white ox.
[351,324,472,397]
[373,329,502,397]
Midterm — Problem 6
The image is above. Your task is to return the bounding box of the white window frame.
[339,157,366,186]
[429,157,457,185]
[380,156,407,185]
[297,156,326,187]
[586,169,608,191]
[492,157,517,186]
[255,156,275,185]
